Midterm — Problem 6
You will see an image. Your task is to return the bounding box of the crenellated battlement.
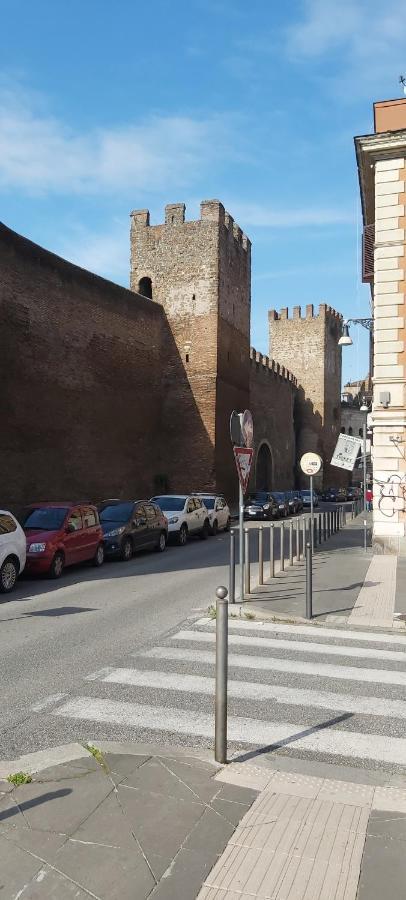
[268,303,342,322]
[131,200,250,253]
[250,347,297,386]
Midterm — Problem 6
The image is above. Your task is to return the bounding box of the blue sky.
[1,0,404,385]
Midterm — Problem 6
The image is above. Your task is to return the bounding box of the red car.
[24,503,104,578]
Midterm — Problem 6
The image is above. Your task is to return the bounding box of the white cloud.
[228,201,353,228]
[287,0,406,96]
[0,85,229,195]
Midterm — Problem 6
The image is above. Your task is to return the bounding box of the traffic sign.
[233,446,254,493]
[241,410,254,448]
[300,452,322,476]
[331,434,362,471]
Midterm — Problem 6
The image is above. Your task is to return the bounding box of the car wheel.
[156,531,167,552]
[93,543,105,567]
[0,557,18,593]
[225,517,231,532]
[211,519,218,536]
[199,519,210,540]
[120,537,133,562]
[49,551,64,579]
[178,524,188,546]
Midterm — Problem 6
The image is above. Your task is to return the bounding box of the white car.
[151,495,210,545]
[196,494,231,535]
[0,510,26,593]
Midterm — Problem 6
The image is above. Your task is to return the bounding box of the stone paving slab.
[348,555,398,629]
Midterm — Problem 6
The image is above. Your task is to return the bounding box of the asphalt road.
[0,504,351,760]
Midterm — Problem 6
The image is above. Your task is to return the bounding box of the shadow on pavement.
[0,788,72,822]
[233,712,354,763]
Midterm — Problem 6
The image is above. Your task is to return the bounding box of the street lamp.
[338,323,353,346]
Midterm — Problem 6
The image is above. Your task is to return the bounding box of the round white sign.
[300,452,322,476]
[241,409,254,448]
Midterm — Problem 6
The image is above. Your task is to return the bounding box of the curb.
[227,603,406,634]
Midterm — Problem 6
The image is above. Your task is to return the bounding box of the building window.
[341,427,345,433]
[186,353,190,363]
[192,293,196,301]
[359,428,363,437]
[138,277,153,299]
[348,427,353,435]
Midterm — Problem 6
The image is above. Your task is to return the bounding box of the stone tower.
[268,303,342,487]
[130,200,251,497]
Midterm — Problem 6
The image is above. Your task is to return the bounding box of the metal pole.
[239,483,244,601]
[363,419,367,514]
[215,586,228,764]
[258,526,264,585]
[229,529,235,604]
[328,510,331,538]
[323,511,326,542]
[305,542,313,619]
[280,521,285,572]
[364,519,367,552]
[244,528,250,595]
[289,520,293,566]
[318,513,322,545]
[310,474,314,552]
[269,523,275,577]
[302,515,306,557]
[296,516,300,562]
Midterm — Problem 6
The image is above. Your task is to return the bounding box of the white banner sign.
[331,433,362,471]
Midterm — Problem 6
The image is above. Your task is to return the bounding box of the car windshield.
[99,502,134,524]
[151,496,186,511]
[248,492,268,503]
[273,493,285,500]
[301,491,312,497]
[202,498,215,509]
[24,507,69,530]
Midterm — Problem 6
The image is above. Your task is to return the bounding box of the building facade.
[1,201,342,513]
[355,100,406,554]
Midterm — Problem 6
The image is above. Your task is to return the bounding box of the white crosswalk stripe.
[48,619,406,771]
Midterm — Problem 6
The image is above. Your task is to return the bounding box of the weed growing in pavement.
[7,772,32,785]
[84,743,109,771]
[244,611,256,620]
[208,605,217,619]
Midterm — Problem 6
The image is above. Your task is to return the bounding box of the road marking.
[142,646,406,687]
[85,666,115,681]
[103,667,406,720]
[31,693,67,712]
[54,697,406,765]
[197,617,406,645]
[172,630,405,662]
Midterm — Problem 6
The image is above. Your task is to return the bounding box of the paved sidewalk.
[242,515,405,631]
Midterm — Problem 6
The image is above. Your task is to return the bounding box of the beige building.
[355,99,406,554]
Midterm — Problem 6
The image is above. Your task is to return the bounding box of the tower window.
[138,277,153,299]
[348,427,353,435]
[359,428,363,437]
[186,353,190,363]
[192,293,196,301]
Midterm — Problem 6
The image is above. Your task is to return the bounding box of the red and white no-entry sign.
[233,446,254,494]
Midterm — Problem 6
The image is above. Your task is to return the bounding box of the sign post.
[300,452,322,594]
[230,410,254,602]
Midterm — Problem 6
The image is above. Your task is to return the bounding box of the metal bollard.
[215,586,228,764]
[364,519,367,552]
[302,515,306,559]
[244,528,250,595]
[280,521,285,572]
[269,523,275,578]
[305,542,313,619]
[258,526,264,585]
[318,513,322,545]
[289,520,293,566]
[323,511,326,542]
[351,502,354,520]
[296,516,300,562]
[229,529,235,604]
[328,511,331,538]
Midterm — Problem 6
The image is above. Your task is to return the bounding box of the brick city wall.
[0,222,169,512]
[269,303,342,487]
[249,351,297,491]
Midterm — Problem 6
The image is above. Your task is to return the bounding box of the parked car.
[0,510,26,593]
[286,491,302,515]
[98,500,168,560]
[151,495,210,544]
[243,492,279,521]
[271,492,290,518]
[23,503,104,578]
[195,494,230,534]
[300,490,319,508]
[346,486,360,501]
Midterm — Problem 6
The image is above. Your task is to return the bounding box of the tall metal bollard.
[280,521,285,572]
[269,523,275,578]
[244,528,250,595]
[328,511,331,538]
[351,502,354,520]
[215,586,228,764]
[318,513,322,545]
[289,520,293,566]
[296,516,300,562]
[229,529,235,604]
[305,542,313,619]
[364,518,367,552]
[302,516,306,559]
[323,511,326,542]
[258,526,264,585]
